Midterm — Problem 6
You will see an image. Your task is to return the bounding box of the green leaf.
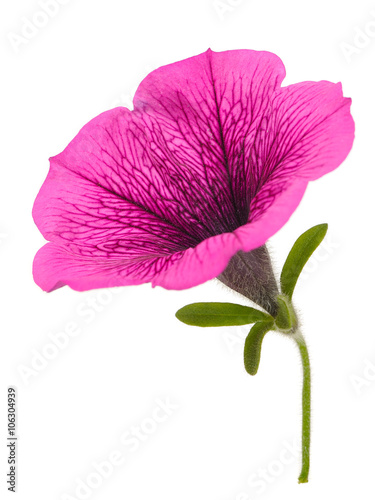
[175,302,272,327]
[280,223,328,299]
[244,320,274,375]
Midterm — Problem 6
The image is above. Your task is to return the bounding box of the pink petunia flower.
[33,49,354,297]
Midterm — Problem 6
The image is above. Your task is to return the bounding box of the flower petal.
[33,107,204,262]
[248,81,354,222]
[33,243,185,292]
[134,48,286,228]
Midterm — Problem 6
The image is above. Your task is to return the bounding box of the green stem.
[295,333,311,483]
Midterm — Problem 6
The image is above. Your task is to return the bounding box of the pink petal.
[134,48,286,227]
[33,107,202,259]
[246,80,354,223]
[33,243,185,292]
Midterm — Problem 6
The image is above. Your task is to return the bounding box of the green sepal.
[275,295,297,332]
[175,302,272,327]
[280,223,328,299]
[244,320,274,375]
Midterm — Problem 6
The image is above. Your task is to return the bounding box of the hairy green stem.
[295,333,311,483]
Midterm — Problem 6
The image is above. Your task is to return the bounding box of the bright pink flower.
[33,49,354,292]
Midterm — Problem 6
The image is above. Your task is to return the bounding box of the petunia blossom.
[33,48,354,294]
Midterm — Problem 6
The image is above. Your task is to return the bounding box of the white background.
[1,0,375,499]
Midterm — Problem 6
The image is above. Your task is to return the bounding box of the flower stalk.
[294,332,311,483]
